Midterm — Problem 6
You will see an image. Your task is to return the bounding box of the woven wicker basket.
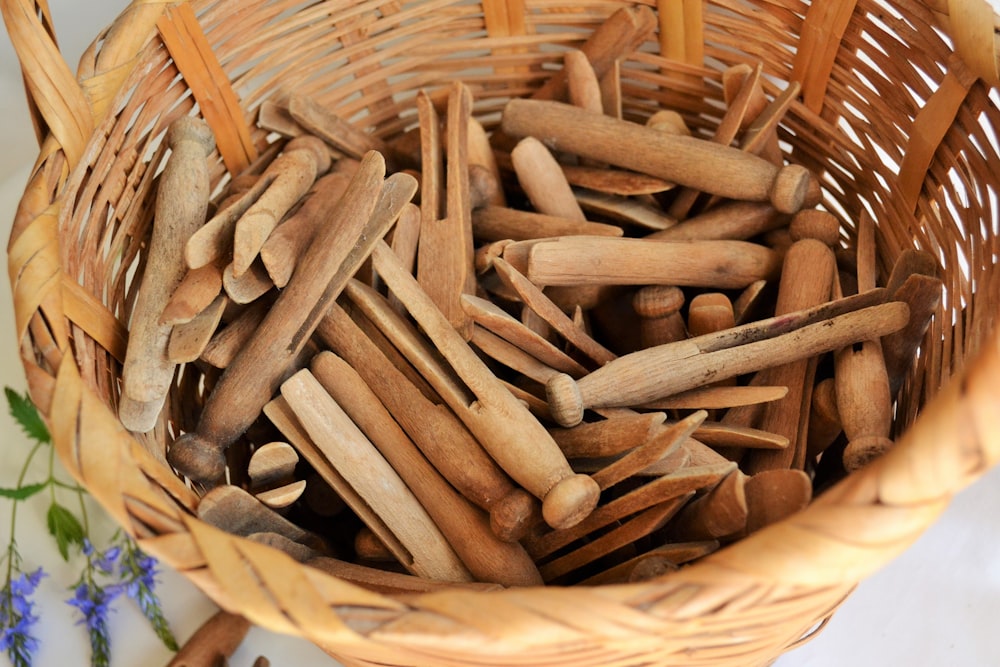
[5,0,1000,664]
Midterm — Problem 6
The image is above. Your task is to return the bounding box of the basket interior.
[19,0,1000,663]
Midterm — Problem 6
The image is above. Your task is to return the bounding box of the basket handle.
[924,0,1000,86]
[0,0,170,171]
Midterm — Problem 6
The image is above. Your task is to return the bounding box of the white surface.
[2,2,999,666]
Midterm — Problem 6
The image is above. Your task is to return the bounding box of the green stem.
[3,442,42,618]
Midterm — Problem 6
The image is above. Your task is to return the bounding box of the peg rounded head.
[285,134,334,174]
[545,373,585,428]
[168,116,215,156]
[167,433,227,485]
[843,436,894,473]
[489,489,540,543]
[769,164,811,214]
[542,474,601,530]
[632,285,685,319]
[789,209,841,246]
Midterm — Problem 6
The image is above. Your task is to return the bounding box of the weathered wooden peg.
[120,117,215,433]
[370,241,600,530]
[545,295,908,427]
[501,99,812,214]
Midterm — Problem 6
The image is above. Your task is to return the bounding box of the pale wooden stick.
[260,171,352,288]
[287,92,390,160]
[370,241,600,530]
[264,396,420,570]
[316,302,540,542]
[461,293,589,377]
[549,411,666,459]
[561,165,674,196]
[524,459,734,560]
[574,189,678,230]
[524,237,780,289]
[502,99,811,213]
[640,384,788,410]
[545,300,908,427]
[666,470,748,542]
[200,296,272,368]
[492,257,617,366]
[185,172,276,270]
[387,203,422,317]
[168,155,414,484]
[565,49,603,114]
[231,136,330,277]
[511,136,586,221]
[647,201,784,243]
[160,262,225,326]
[473,205,622,242]
[739,239,835,473]
[467,117,506,206]
[222,258,273,304]
[281,369,473,583]
[120,118,215,432]
[167,294,227,363]
[883,272,942,396]
[310,351,543,586]
[539,502,685,582]
[591,411,706,491]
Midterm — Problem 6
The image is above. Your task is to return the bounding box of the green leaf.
[46,502,85,560]
[0,482,48,501]
[5,387,51,445]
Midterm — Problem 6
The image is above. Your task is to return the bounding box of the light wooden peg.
[545,296,907,427]
[120,117,215,432]
[310,351,543,586]
[370,240,600,530]
[316,302,540,543]
[502,99,812,213]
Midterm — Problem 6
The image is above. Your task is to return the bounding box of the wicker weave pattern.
[4,1,1000,665]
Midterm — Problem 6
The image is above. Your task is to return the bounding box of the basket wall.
[4,0,1000,666]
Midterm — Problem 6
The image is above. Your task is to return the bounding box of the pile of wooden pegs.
[118,6,942,590]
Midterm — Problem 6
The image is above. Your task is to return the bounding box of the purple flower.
[117,542,177,651]
[66,579,121,666]
[1,567,45,667]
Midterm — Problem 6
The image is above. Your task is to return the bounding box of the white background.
[2,2,1000,665]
